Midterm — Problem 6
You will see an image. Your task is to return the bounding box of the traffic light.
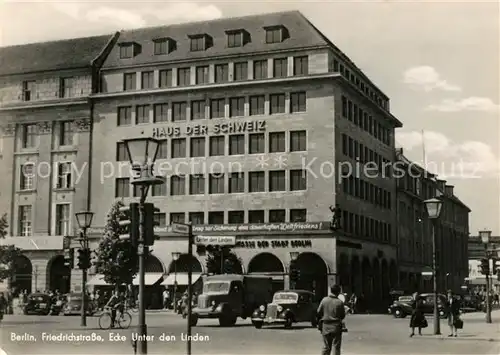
[77,248,91,270]
[479,258,490,275]
[64,248,74,268]
[144,203,160,246]
[494,260,500,281]
[493,259,498,275]
[119,202,139,247]
[290,259,300,283]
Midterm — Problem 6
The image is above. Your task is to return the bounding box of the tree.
[94,201,139,287]
[206,246,242,275]
[0,213,24,282]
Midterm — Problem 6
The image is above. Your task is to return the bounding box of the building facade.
[467,236,500,291]
[395,148,470,293]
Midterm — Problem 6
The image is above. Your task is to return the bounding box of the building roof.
[102,11,329,69]
[0,34,115,76]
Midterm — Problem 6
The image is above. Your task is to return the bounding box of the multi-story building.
[395,148,470,293]
[467,235,500,292]
[0,33,119,294]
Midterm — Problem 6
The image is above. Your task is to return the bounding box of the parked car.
[388,293,448,319]
[251,290,318,329]
[63,293,94,316]
[460,294,481,313]
[50,295,66,315]
[24,293,52,315]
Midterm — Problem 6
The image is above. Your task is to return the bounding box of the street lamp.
[479,229,492,324]
[75,210,94,327]
[122,136,164,355]
[172,252,181,313]
[424,197,443,335]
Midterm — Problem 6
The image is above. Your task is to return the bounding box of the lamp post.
[479,229,492,324]
[424,197,443,336]
[75,210,94,327]
[172,252,180,313]
[122,136,164,355]
[290,252,299,289]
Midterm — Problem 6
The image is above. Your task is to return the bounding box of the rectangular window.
[228,211,244,224]
[124,73,136,91]
[229,97,245,117]
[209,174,225,194]
[115,178,130,197]
[290,92,306,113]
[119,44,134,58]
[290,130,306,152]
[156,140,168,159]
[117,106,132,126]
[293,56,308,76]
[269,209,286,223]
[20,163,34,190]
[210,98,225,118]
[153,103,168,123]
[141,71,154,89]
[195,66,209,85]
[172,102,187,121]
[190,137,205,157]
[209,136,225,156]
[159,69,172,88]
[248,210,265,223]
[290,170,307,191]
[151,182,166,196]
[266,29,282,44]
[56,162,72,189]
[229,134,245,155]
[269,171,285,192]
[249,133,265,154]
[22,81,35,101]
[56,205,71,236]
[133,184,142,198]
[208,212,224,224]
[59,121,73,146]
[269,132,285,153]
[273,58,288,78]
[249,171,265,192]
[229,172,244,193]
[18,205,32,236]
[215,64,229,83]
[61,77,74,98]
[154,213,166,227]
[234,62,248,81]
[191,100,206,120]
[171,138,186,158]
[170,175,185,195]
[170,213,185,224]
[269,94,285,114]
[136,105,150,124]
[189,175,205,195]
[177,68,191,86]
[290,209,306,222]
[190,37,205,51]
[154,40,170,55]
[253,60,268,80]
[227,32,243,48]
[189,212,204,225]
[116,142,129,161]
[22,124,38,148]
[249,95,265,116]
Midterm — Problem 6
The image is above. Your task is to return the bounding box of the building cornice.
[0,98,88,112]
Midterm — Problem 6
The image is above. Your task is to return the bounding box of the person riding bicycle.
[105,290,125,328]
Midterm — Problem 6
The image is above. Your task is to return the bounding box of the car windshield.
[273,292,298,304]
[398,296,413,302]
[203,282,230,293]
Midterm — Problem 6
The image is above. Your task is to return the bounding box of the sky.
[1,0,499,235]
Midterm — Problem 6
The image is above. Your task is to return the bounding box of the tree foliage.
[206,246,242,275]
[94,201,139,286]
[0,213,24,282]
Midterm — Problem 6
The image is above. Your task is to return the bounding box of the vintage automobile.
[63,293,95,316]
[460,294,480,313]
[251,290,318,329]
[388,293,448,319]
[24,293,52,315]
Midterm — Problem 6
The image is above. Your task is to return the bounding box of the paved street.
[1,311,499,355]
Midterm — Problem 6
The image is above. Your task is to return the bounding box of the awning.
[87,274,109,286]
[132,273,164,286]
[162,273,202,286]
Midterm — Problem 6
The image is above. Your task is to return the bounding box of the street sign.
[171,222,190,235]
[194,236,236,246]
[421,271,433,281]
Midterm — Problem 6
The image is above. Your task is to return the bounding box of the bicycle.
[98,306,132,330]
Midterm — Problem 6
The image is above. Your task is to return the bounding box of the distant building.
[467,236,500,290]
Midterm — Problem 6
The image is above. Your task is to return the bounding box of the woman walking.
[446,290,461,337]
[409,293,426,337]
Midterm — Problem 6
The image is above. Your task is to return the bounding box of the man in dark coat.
[446,290,461,337]
[317,284,346,355]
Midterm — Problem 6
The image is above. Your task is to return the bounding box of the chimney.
[436,179,446,192]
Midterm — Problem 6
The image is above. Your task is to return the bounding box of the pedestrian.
[409,293,426,337]
[162,288,169,309]
[0,292,6,321]
[349,292,357,314]
[446,290,461,337]
[317,284,346,355]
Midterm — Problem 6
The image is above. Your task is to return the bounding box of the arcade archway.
[338,253,349,292]
[168,254,203,274]
[381,259,390,301]
[47,255,70,294]
[295,252,328,302]
[389,259,398,289]
[361,257,372,296]
[350,256,361,295]
[145,254,165,273]
[12,255,32,295]
[372,258,381,301]
[248,252,285,293]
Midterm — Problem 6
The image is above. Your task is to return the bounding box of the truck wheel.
[219,315,237,327]
[284,317,293,329]
[252,321,263,329]
[190,314,198,327]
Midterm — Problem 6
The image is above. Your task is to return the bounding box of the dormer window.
[264,25,288,44]
[153,37,175,55]
[225,29,250,48]
[119,42,139,59]
[189,34,213,52]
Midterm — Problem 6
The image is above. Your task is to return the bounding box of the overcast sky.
[1,0,499,235]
